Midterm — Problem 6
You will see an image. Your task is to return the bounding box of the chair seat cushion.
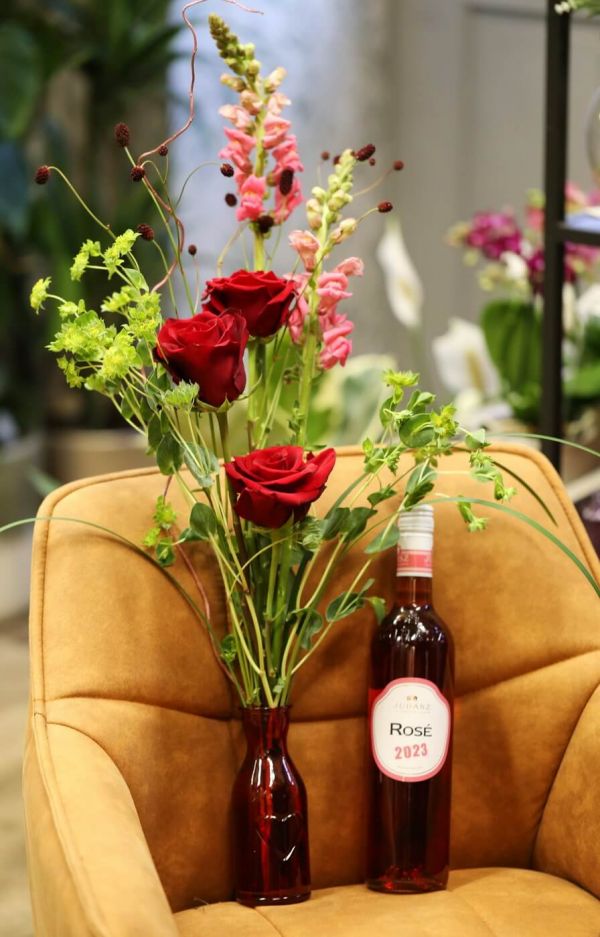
[174,868,600,936]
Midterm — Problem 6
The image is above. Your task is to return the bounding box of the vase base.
[236,888,311,907]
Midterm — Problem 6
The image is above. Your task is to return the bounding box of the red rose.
[225,445,336,528]
[202,269,296,338]
[155,311,248,408]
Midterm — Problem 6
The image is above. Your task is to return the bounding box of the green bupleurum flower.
[30,277,51,312]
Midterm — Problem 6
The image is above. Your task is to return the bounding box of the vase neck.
[241,706,290,754]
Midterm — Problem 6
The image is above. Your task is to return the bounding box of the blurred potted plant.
[1,0,182,486]
[442,184,600,479]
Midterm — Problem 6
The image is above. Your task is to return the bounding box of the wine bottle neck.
[395,575,433,606]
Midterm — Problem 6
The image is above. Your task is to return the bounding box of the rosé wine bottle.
[367,504,454,894]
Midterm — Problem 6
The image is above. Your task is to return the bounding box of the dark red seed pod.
[320,150,330,160]
[114,122,131,147]
[369,157,376,166]
[377,200,393,213]
[220,162,234,177]
[34,165,50,185]
[356,143,376,162]
[158,144,169,157]
[279,168,294,196]
[393,159,405,171]
[187,244,198,256]
[225,193,238,206]
[257,214,275,234]
[136,223,155,241]
[332,154,341,165]
[130,165,146,182]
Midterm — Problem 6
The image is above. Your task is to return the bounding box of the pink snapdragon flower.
[286,274,309,342]
[335,257,365,278]
[237,174,267,222]
[267,92,292,115]
[316,270,352,311]
[263,114,291,149]
[218,104,252,130]
[272,135,304,177]
[320,312,353,370]
[289,230,320,271]
[465,211,522,260]
[219,127,255,176]
[274,174,303,223]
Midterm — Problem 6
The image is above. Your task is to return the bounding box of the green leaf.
[156,433,182,475]
[404,462,436,508]
[297,608,324,649]
[297,517,326,552]
[322,507,350,540]
[326,578,375,623]
[156,539,175,567]
[464,428,488,451]
[183,443,220,489]
[481,299,540,394]
[342,506,376,541]
[399,413,435,448]
[147,413,162,451]
[365,524,400,554]
[368,596,387,624]
[220,634,237,664]
[368,485,396,507]
[189,502,217,540]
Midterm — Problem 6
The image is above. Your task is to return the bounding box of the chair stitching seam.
[253,907,288,936]
[448,889,499,937]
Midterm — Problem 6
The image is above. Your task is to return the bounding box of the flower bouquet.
[26,0,596,907]
[445,186,600,447]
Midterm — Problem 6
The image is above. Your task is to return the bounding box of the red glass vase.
[232,706,311,906]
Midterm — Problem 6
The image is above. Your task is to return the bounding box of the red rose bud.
[369,157,377,166]
[225,445,336,529]
[320,150,330,160]
[257,214,275,234]
[35,165,50,185]
[378,201,393,213]
[114,122,130,147]
[393,159,405,171]
[202,269,296,339]
[220,162,234,177]
[136,223,155,241]
[130,165,146,182]
[279,168,294,196]
[225,193,238,206]
[187,244,197,256]
[155,311,248,409]
[356,143,376,162]
[158,144,169,156]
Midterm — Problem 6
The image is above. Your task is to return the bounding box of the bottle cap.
[397,503,434,534]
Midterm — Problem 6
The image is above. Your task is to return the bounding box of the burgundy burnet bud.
[225,193,238,207]
[220,162,234,177]
[35,165,50,185]
[393,159,405,171]
[320,150,330,161]
[136,223,155,241]
[158,144,169,157]
[378,200,394,213]
[130,165,146,182]
[356,143,376,162]
[369,157,376,166]
[279,168,294,196]
[256,214,275,234]
[187,244,197,256]
[332,154,341,165]
[114,122,131,147]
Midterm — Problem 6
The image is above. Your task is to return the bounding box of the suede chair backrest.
[28,445,600,912]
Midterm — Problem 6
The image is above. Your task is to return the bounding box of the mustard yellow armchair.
[24,445,600,936]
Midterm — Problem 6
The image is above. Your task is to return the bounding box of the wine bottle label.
[370,678,451,782]
[396,548,432,578]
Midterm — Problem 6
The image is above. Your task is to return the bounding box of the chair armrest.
[24,714,179,937]
[534,680,600,897]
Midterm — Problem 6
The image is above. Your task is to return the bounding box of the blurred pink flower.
[320,313,353,369]
[465,211,522,260]
[316,270,352,311]
[286,274,309,342]
[335,257,364,278]
[289,230,320,271]
[272,136,304,176]
[219,127,255,176]
[267,92,292,115]
[263,115,291,149]
[274,173,303,223]
[237,174,267,222]
[219,104,252,130]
